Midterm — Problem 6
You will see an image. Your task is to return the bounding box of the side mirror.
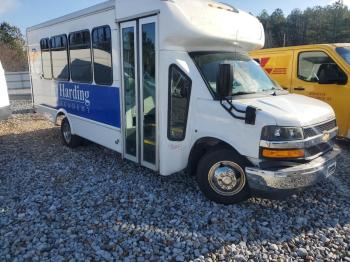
[217,64,233,98]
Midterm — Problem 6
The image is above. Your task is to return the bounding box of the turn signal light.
[262,149,305,159]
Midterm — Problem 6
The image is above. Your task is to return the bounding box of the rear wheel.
[61,117,82,148]
[196,148,250,204]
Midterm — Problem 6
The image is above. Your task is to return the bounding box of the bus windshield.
[336,47,350,65]
[191,52,281,97]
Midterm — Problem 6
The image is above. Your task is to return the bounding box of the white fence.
[5,71,31,90]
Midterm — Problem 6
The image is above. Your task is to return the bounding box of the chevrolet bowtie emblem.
[322,132,331,143]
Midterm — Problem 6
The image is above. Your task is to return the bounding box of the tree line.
[258,1,350,48]
[0,22,27,71]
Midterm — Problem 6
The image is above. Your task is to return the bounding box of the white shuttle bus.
[0,61,11,121]
[27,0,340,204]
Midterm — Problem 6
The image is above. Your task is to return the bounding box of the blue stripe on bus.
[54,82,121,128]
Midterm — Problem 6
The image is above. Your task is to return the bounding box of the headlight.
[261,126,304,141]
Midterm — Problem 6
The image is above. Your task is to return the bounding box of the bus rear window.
[69,30,92,83]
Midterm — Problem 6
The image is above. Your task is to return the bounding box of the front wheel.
[196,148,251,204]
[61,117,82,148]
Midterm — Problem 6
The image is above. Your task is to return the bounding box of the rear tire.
[196,148,251,205]
[60,117,82,148]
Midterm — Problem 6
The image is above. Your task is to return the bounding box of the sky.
[0,0,348,34]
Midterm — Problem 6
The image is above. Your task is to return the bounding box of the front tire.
[61,117,82,148]
[196,148,251,204]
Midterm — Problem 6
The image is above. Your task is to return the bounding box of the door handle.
[294,87,305,91]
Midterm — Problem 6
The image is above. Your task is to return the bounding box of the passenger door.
[120,17,158,170]
[291,50,347,109]
[291,49,349,135]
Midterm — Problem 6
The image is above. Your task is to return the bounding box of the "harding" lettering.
[59,83,90,104]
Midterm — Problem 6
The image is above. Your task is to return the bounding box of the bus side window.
[168,64,192,141]
[92,25,113,86]
[50,34,69,81]
[69,30,93,83]
[40,38,52,79]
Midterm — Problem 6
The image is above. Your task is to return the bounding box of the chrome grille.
[305,142,334,158]
[303,120,337,139]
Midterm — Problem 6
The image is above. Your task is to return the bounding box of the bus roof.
[27,0,265,52]
[27,0,115,33]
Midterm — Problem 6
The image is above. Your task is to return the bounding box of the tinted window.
[168,65,192,141]
[92,26,113,85]
[50,35,69,80]
[122,27,137,157]
[142,22,156,164]
[69,30,92,83]
[40,38,52,79]
[298,51,346,84]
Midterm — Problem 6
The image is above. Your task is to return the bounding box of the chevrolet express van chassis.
[194,96,340,202]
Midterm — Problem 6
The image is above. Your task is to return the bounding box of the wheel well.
[187,137,239,176]
[55,112,66,126]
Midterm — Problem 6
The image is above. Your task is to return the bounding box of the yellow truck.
[250,44,350,139]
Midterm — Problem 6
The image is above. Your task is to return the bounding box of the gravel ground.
[0,101,349,262]
[9,98,33,114]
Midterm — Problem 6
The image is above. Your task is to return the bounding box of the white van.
[0,61,11,121]
[27,0,340,204]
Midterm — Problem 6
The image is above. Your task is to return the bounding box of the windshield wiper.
[231,88,285,97]
[261,88,286,96]
[232,91,256,96]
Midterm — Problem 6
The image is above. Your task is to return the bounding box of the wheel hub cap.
[215,167,237,189]
[208,161,246,196]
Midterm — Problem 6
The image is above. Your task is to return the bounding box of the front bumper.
[0,105,11,121]
[245,148,340,199]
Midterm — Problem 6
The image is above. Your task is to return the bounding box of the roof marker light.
[208,2,239,13]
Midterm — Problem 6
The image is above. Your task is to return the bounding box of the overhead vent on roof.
[208,2,239,13]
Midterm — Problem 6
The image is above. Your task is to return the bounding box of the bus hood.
[243,94,335,127]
